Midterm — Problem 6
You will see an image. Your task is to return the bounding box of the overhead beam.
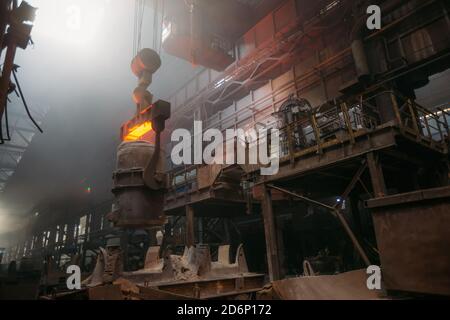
[0,163,17,170]
[5,109,44,121]
[15,129,32,145]
[0,144,27,152]
[13,126,40,135]
[335,160,368,205]
[0,170,11,180]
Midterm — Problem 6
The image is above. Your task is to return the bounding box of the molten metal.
[123,121,153,141]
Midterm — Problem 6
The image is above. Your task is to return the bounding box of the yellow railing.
[167,92,450,198]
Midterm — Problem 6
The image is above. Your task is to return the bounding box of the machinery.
[3,0,450,301]
[276,95,367,155]
[110,48,170,229]
[0,0,40,143]
[162,0,236,71]
[62,49,264,300]
[276,95,315,154]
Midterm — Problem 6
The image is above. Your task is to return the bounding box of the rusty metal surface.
[88,285,124,300]
[137,286,194,300]
[111,141,166,228]
[156,274,264,300]
[79,243,265,300]
[367,186,450,296]
[197,165,223,190]
[366,185,450,208]
[259,270,383,300]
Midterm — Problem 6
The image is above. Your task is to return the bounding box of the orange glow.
[124,121,153,141]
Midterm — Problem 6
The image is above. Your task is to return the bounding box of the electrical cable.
[189,0,195,65]
[137,0,146,53]
[133,0,138,55]
[133,0,145,56]
[0,94,12,144]
[12,68,43,133]
[158,0,165,55]
[134,0,164,55]
[153,0,159,51]
[4,99,10,141]
[0,112,4,144]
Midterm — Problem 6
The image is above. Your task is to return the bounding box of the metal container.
[111,141,165,228]
[366,186,450,296]
[131,48,162,78]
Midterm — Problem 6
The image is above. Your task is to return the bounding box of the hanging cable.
[0,112,4,144]
[0,86,13,143]
[12,67,43,133]
[158,0,165,55]
[137,0,146,53]
[3,100,10,141]
[0,100,11,143]
[133,0,146,56]
[187,0,196,65]
[133,0,138,56]
[133,0,165,55]
[152,0,159,51]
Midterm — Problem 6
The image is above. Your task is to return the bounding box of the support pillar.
[120,230,129,271]
[261,184,281,281]
[185,205,195,248]
[198,217,204,245]
[367,152,387,198]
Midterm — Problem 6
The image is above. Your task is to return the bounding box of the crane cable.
[133,0,146,56]
[152,0,158,51]
[133,0,165,55]
[137,0,145,52]
[158,0,165,55]
[133,0,138,55]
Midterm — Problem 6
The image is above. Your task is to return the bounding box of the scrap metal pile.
[45,243,264,300]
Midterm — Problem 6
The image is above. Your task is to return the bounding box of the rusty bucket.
[111,141,165,228]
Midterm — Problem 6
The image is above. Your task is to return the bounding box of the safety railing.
[278,91,450,162]
[166,91,450,201]
[166,165,199,201]
[386,92,450,143]
[278,97,380,160]
[432,104,450,140]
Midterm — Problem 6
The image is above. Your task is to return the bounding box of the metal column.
[367,152,387,198]
[185,205,195,248]
[261,184,282,281]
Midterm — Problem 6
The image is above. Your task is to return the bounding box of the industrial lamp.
[8,1,37,49]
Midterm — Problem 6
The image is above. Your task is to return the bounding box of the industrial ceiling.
[0,103,48,193]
